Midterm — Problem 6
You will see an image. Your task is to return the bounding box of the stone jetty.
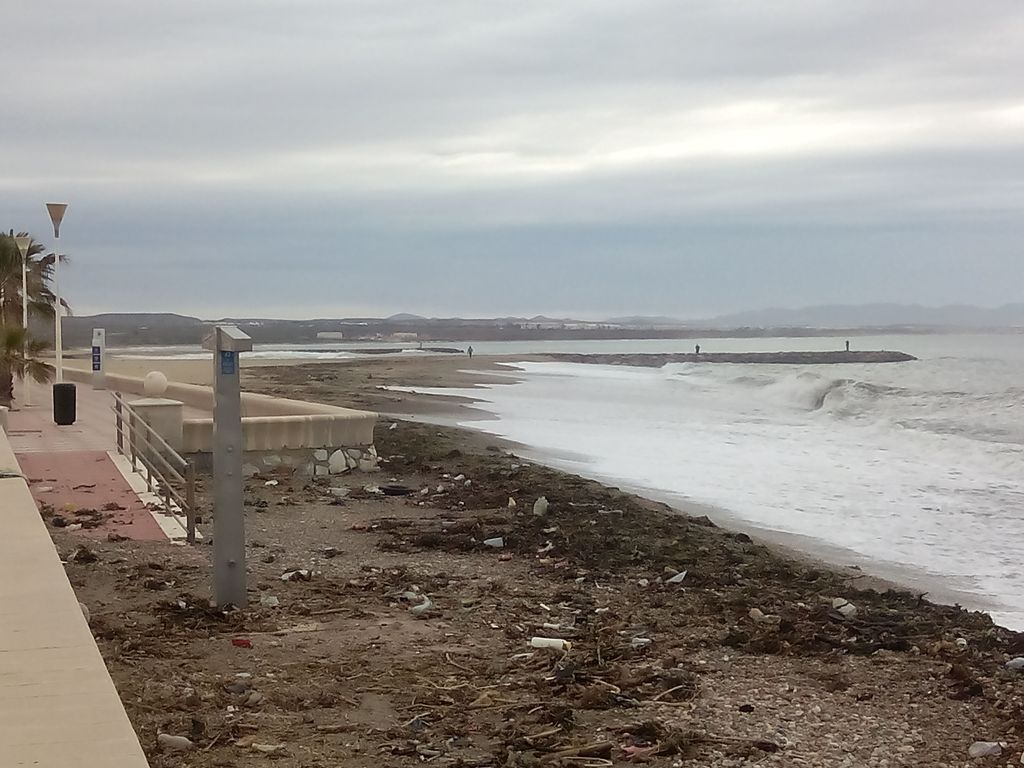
[540,350,917,366]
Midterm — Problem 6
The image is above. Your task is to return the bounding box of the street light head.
[45,202,68,237]
[14,236,32,258]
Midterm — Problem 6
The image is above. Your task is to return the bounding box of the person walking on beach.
[695,344,701,355]
[467,345,474,359]
[845,340,850,353]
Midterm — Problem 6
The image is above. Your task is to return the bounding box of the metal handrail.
[112,393,197,543]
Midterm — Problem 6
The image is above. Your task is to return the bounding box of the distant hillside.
[49,303,1024,349]
[605,315,685,326]
[52,313,207,347]
[706,303,1024,329]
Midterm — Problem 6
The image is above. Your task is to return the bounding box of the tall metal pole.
[22,247,29,402]
[53,234,62,383]
[206,325,252,607]
[45,203,68,384]
[14,236,33,407]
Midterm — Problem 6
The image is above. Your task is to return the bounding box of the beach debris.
[281,569,312,582]
[955,637,969,651]
[239,690,265,707]
[630,637,653,649]
[231,638,253,649]
[264,479,279,486]
[157,733,196,752]
[322,547,340,558]
[638,578,650,587]
[453,474,466,481]
[49,514,68,527]
[224,677,252,695]
[409,596,433,617]
[381,483,414,496]
[363,484,383,494]
[533,496,549,516]
[251,743,288,756]
[483,537,505,549]
[749,608,781,626]
[968,741,1003,759]
[469,690,498,708]
[665,570,688,585]
[508,497,517,508]
[530,637,571,651]
[330,486,350,498]
[388,422,398,430]
[259,595,280,608]
[1005,657,1024,671]
[69,544,98,564]
[832,597,858,619]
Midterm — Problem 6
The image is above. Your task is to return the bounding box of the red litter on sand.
[231,638,252,648]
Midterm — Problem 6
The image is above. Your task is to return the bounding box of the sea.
[116,334,1024,628]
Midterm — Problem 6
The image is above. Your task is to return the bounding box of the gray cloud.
[2,0,1023,317]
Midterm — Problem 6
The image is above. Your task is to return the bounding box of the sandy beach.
[44,353,1024,766]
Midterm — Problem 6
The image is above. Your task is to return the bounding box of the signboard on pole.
[91,328,106,389]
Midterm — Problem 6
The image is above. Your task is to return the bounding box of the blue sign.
[220,350,237,375]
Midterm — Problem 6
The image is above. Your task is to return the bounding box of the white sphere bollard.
[144,371,169,397]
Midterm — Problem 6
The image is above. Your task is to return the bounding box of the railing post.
[114,395,124,455]
[186,461,196,544]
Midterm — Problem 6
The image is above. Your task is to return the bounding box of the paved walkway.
[17,451,167,541]
[6,383,117,453]
[7,385,200,542]
[1,402,151,766]
[8,387,168,541]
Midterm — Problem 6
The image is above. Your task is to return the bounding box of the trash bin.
[53,382,77,426]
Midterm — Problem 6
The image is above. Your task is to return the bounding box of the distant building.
[316,331,345,340]
[390,332,419,340]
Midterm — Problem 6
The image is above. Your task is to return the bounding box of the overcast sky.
[3,1,1023,319]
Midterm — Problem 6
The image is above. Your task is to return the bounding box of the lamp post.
[45,203,68,383]
[13,235,33,407]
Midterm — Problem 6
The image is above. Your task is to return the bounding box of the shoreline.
[99,354,1005,622]
[378,371,998,618]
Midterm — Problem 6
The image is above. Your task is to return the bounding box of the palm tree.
[0,230,66,407]
[0,327,53,406]
[0,231,64,328]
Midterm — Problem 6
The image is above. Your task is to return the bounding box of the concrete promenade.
[1,384,150,767]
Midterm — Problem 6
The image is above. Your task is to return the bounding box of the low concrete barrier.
[0,427,150,766]
[65,365,378,476]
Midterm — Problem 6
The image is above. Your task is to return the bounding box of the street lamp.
[45,203,68,383]
[14,235,33,407]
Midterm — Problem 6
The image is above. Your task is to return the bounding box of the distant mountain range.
[50,303,1024,348]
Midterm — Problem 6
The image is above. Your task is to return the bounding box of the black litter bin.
[53,382,77,426]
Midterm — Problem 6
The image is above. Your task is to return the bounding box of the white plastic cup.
[530,637,571,651]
